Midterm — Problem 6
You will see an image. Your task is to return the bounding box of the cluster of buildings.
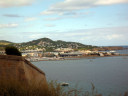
[21,48,120,59]
[0,47,120,61]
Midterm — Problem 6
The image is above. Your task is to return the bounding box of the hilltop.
[0,38,96,51]
[20,38,90,48]
[0,40,13,45]
[0,38,125,51]
[0,40,13,50]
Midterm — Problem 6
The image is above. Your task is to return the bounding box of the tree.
[5,46,22,56]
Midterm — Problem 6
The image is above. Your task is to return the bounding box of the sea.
[32,50,128,96]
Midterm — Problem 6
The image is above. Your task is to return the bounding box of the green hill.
[0,40,13,45]
[18,37,90,49]
[0,40,14,50]
[0,38,97,51]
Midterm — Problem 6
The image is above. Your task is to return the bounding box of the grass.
[0,80,62,96]
[0,80,128,96]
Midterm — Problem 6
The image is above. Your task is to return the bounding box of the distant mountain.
[0,40,13,43]
[0,40,13,45]
[0,38,96,51]
[103,45,128,49]
[21,38,54,46]
[120,46,128,49]
[18,37,90,49]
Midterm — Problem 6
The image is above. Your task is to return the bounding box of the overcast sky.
[0,0,128,46]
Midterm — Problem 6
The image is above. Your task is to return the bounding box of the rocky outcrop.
[93,46,123,51]
[0,55,47,85]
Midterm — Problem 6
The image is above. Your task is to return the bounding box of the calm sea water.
[33,50,128,96]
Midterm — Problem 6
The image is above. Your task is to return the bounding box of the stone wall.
[0,55,47,85]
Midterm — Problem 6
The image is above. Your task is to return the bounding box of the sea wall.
[0,55,46,85]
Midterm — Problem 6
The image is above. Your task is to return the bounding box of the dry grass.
[0,80,128,96]
[0,79,63,96]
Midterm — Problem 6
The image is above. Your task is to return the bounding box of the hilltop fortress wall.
[0,55,46,85]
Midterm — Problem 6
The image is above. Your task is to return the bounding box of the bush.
[5,46,21,56]
[0,80,64,96]
[0,79,127,96]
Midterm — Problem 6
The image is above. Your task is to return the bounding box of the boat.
[60,82,69,86]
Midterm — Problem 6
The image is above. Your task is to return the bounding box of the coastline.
[27,54,128,62]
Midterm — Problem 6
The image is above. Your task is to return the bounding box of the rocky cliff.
[0,55,47,86]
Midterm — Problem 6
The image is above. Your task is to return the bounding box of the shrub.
[0,80,64,96]
[5,46,21,56]
[0,79,127,96]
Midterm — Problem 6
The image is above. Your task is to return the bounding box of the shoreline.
[28,54,128,62]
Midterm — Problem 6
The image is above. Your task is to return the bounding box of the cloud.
[41,0,128,15]
[29,34,43,39]
[25,17,37,21]
[28,26,128,46]
[0,0,35,8]
[106,34,124,40]
[43,12,90,21]
[44,17,62,21]
[3,14,23,17]
[0,23,18,28]
[95,0,128,5]
[1,26,127,45]
[61,11,89,16]
[45,24,56,27]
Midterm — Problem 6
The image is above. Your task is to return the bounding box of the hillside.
[0,40,13,50]
[0,38,124,51]
[0,40,13,45]
[0,38,96,51]
[14,38,94,49]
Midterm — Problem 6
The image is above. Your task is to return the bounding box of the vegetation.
[19,38,90,49]
[0,38,98,51]
[78,45,98,50]
[0,40,12,45]
[5,46,21,56]
[45,47,54,52]
[0,80,127,96]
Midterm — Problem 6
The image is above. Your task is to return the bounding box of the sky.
[0,0,128,46]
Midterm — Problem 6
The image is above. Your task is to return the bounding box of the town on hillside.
[0,38,125,61]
